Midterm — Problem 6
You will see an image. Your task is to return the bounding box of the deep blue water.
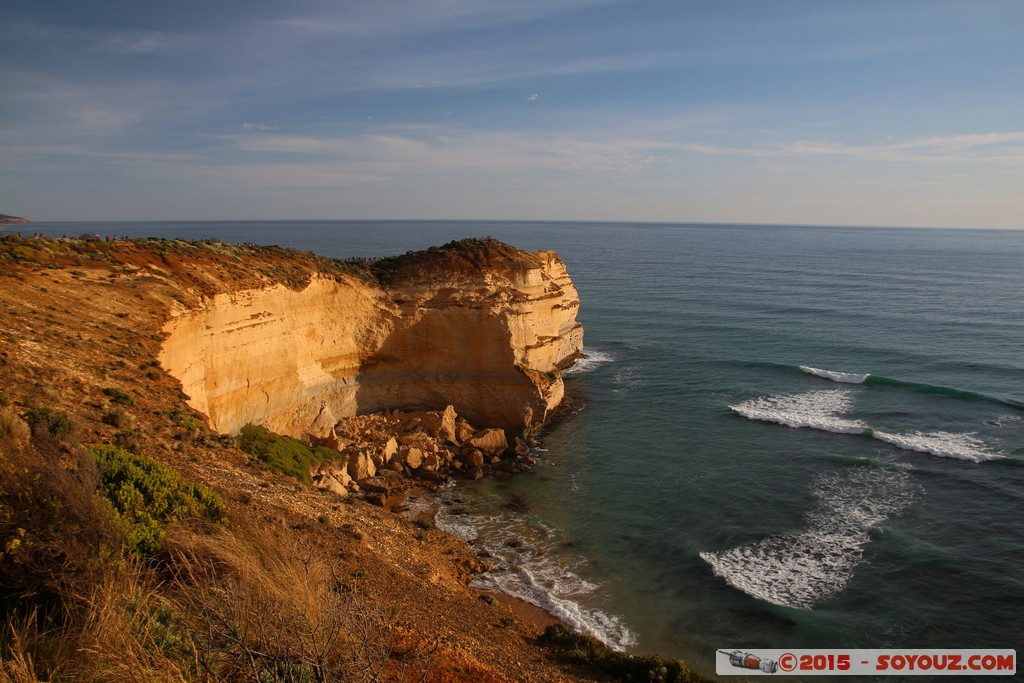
[15,221,1024,676]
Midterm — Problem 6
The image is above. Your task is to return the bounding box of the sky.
[1,0,1022,228]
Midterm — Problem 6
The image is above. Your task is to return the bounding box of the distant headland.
[0,213,30,224]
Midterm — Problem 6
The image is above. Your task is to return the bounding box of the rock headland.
[0,233,713,681]
[158,238,583,442]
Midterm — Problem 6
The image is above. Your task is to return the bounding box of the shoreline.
[391,478,579,637]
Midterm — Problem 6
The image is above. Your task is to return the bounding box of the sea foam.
[701,464,915,609]
[563,348,614,376]
[432,490,636,651]
[800,365,870,384]
[731,390,1005,462]
[870,430,1004,463]
[730,390,869,434]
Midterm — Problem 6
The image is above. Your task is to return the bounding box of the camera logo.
[720,650,779,674]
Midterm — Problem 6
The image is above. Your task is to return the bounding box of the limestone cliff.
[158,239,583,439]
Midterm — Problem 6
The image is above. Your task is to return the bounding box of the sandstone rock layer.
[158,241,582,438]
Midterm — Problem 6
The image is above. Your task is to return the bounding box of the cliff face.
[158,242,582,438]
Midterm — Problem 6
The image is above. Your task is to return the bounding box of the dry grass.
[165,524,433,682]
[0,523,434,682]
[0,412,28,446]
[73,563,192,682]
[1,424,432,682]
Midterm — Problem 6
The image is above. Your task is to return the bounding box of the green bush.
[102,387,135,406]
[102,408,134,429]
[168,409,203,431]
[22,407,73,439]
[539,624,713,683]
[237,424,343,484]
[89,445,225,554]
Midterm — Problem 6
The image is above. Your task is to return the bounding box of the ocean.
[16,220,1024,675]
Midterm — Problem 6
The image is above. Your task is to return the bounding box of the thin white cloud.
[8,19,198,55]
[678,131,1024,164]
[269,0,614,39]
[527,93,539,102]
[220,129,673,178]
[242,122,282,131]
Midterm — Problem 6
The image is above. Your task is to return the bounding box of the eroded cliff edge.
[158,238,583,440]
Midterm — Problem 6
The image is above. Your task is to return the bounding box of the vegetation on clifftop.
[370,236,538,285]
[0,233,536,294]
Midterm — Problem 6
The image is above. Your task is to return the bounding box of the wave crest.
[731,390,1006,462]
[872,430,1003,463]
[563,348,614,376]
[800,366,869,384]
[729,390,869,434]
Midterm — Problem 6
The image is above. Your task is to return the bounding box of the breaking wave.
[729,390,869,435]
[800,366,869,384]
[701,464,916,609]
[869,430,1004,463]
[562,348,614,376]
[753,361,1024,410]
[730,390,1006,462]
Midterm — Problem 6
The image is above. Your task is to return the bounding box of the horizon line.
[8,218,1023,232]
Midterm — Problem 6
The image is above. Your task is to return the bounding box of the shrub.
[102,387,134,406]
[0,436,117,606]
[0,408,30,444]
[22,407,73,439]
[237,424,342,484]
[168,409,203,431]
[539,623,712,683]
[89,445,225,555]
[102,408,134,429]
[113,429,142,452]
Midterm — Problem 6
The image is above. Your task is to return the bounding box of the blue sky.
[1,0,1021,227]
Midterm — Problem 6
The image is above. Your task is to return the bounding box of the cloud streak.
[268,0,614,39]
[678,131,1024,164]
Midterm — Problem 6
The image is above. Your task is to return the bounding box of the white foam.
[611,366,647,393]
[731,390,1005,463]
[701,466,915,610]
[563,349,614,376]
[986,414,1023,428]
[800,366,870,384]
[872,430,1005,463]
[397,492,435,519]
[433,491,635,650]
[730,390,869,434]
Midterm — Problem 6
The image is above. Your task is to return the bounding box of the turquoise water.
[19,221,1024,675]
